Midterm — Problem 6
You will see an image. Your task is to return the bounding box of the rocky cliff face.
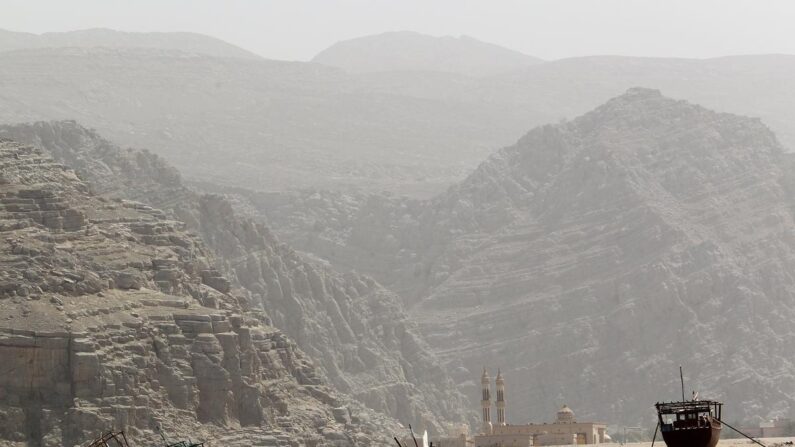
[251,89,795,425]
[0,121,472,434]
[0,139,405,447]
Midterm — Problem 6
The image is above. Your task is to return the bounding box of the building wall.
[474,433,532,447]
[434,435,469,447]
[483,422,606,445]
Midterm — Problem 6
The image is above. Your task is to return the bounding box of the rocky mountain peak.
[622,86,663,99]
[479,87,781,207]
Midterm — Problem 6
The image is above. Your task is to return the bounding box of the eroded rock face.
[248,89,795,425]
[0,140,401,446]
[0,122,473,433]
[190,195,472,432]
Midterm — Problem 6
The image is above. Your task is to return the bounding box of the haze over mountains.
[312,31,543,76]
[3,26,795,443]
[1,29,794,199]
[0,28,260,59]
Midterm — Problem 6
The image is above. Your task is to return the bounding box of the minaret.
[481,368,492,434]
[496,368,506,426]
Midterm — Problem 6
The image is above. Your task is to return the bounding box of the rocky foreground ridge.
[0,121,472,436]
[252,89,795,425]
[0,138,412,446]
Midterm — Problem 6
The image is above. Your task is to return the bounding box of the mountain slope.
[0,28,259,59]
[252,89,795,425]
[312,31,542,76]
[0,120,473,433]
[0,138,404,446]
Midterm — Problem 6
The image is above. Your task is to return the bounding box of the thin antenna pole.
[680,366,685,402]
[394,437,405,447]
[409,425,420,447]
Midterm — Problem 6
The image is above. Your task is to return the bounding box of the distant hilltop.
[312,30,543,76]
[0,28,261,59]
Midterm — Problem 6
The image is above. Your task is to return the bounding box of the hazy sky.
[3,0,795,61]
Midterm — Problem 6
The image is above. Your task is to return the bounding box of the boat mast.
[680,366,685,402]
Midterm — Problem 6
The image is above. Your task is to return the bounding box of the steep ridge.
[312,31,542,76]
[0,28,260,59]
[0,121,472,433]
[0,139,404,447]
[252,89,795,425]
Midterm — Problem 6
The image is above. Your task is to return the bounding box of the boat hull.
[660,426,721,447]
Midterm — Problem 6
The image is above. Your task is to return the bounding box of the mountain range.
[248,88,795,426]
[1,31,794,197]
[3,28,795,436]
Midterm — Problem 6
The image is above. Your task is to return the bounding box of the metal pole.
[680,366,685,402]
[650,422,659,447]
[394,437,405,447]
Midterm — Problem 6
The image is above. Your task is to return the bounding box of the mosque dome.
[556,405,575,423]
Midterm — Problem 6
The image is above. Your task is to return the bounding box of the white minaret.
[496,368,506,426]
[481,368,493,434]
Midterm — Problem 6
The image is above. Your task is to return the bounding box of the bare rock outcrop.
[0,121,472,433]
[0,140,400,446]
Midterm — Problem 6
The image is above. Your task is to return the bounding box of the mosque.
[472,369,609,446]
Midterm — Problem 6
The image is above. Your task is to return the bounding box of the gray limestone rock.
[0,122,472,435]
[0,140,402,446]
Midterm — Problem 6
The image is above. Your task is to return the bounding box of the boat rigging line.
[714,418,767,447]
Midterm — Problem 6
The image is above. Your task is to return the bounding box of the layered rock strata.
[0,122,472,433]
[0,139,400,446]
